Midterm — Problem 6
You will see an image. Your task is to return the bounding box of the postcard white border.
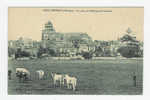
[0,0,149,100]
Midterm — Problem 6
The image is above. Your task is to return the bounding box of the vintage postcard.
[8,7,143,95]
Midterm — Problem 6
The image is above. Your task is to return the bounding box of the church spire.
[44,21,55,32]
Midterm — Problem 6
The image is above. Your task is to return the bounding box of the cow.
[36,70,45,80]
[63,74,77,91]
[51,72,64,87]
[16,67,30,81]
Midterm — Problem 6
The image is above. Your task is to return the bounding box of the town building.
[41,21,94,56]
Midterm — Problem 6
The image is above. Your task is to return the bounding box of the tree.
[72,40,80,54]
[15,48,21,59]
[94,46,103,57]
[8,47,16,57]
[118,28,141,58]
[120,28,137,42]
[37,47,44,58]
[117,44,140,58]
[15,48,30,59]
[82,51,93,59]
[72,40,80,48]
[37,46,56,58]
[120,34,137,42]
[103,47,111,57]
[47,48,56,56]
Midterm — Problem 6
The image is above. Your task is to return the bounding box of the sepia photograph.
[8,7,143,95]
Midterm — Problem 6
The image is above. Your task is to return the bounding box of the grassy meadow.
[8,58,143,95]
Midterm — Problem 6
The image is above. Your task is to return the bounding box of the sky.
[8,7,144,41]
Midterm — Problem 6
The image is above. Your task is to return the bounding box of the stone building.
[41,21,94,56]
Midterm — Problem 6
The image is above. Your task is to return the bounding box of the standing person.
[133,72,136,87]
[8,69,12,80]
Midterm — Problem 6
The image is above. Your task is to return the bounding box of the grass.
[8,58,143,95]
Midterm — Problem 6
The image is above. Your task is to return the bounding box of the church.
[41,21,95,56]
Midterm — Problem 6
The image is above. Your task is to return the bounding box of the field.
[8,58,143,95]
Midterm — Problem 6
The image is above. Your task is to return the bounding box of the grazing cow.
[16,67,30,81]
[36,70,45,80]
[16,71,28,82]
[16,71,23,82]
[63,74,77,91]
[51,72,64,87]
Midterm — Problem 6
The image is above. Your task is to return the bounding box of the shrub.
[82,52,93,59]
[117,45,140,58]
[37,47,56,58]
[15,48,30,59]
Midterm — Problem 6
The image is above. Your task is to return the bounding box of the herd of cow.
[12,67,77,91]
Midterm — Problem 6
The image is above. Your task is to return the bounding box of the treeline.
[8,42,143,60]
[8,43,142,60]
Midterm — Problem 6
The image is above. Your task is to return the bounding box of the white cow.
[16,67,30,80]
[16,67,30,75]
[51,72,63,87]
[63,74,77,91]
[36,70,45,80]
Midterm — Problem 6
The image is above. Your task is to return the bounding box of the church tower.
[42,21,56,41]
